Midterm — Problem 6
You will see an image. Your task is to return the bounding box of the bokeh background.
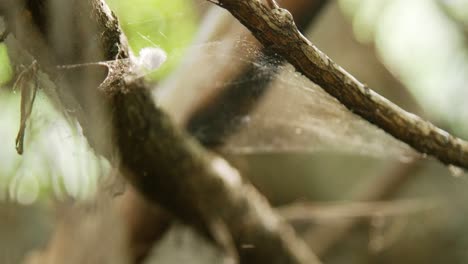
[1,0,468,263]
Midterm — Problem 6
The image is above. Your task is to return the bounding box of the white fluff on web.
[131,47,167,75]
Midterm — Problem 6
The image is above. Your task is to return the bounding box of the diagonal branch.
[3,0,322,263]
[185,0,328,148]
[212,0,468,169]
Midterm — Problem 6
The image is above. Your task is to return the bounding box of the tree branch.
[185,0,328,147]
[3,0,322,263]
[212,0,468,169]
[112,82,321,264]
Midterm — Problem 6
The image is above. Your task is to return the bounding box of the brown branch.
[3,0,322,263]
[112,83,322,264]
[130,3,327,259]
[185,0,328,147]
[114,185,172,263]
[212,0,468,169]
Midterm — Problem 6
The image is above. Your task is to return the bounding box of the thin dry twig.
[212,0,468,169]
[180,0,328,146]
[13,60,39,155]
[279,199,438,222]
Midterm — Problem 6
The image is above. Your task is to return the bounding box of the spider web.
[223,62,413,158]
[157,36,416,160]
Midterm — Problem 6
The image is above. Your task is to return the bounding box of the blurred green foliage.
[0,44,12,85]
[0,0,197,83]
[0,0,197,203]
[106,0,198,79]
[339,0,468,137]
[0,90,106,203]
[443,0,468,26]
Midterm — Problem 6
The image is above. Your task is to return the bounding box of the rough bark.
[213,0,468,169]
[112,82,321,264]
[185,0,328,147]
[2,0,322,263]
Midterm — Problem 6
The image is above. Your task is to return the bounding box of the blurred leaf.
[339,0,468,138]
[0,44,12,85]
[106,0,198,79]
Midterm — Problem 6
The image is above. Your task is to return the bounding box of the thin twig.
[212,0,468,169]
[14,60,39,155]
[182,1,328,147]
[279,199,438,221]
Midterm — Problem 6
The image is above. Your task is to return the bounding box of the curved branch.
[213,0,468,169]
